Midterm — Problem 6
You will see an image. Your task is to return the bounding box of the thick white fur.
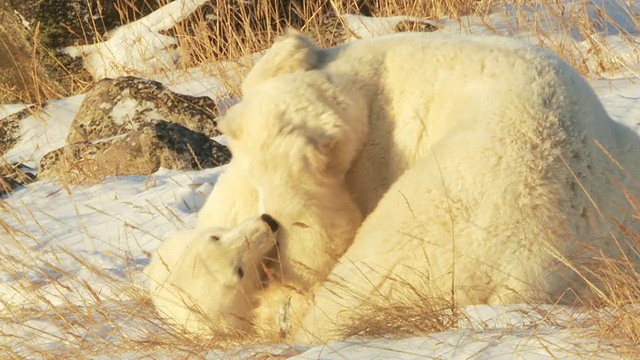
[196,164,259,229]
[241,33,640,344]
[197,30,463,290]
[218,71,366,290]
[143,215,278,335]
[241,30,323,95]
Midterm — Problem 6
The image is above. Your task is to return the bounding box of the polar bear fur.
[245,33,640,344]
[242,30,506,215]
[144,214,279,335]
[196,164,259,229]
[218,71,366,290]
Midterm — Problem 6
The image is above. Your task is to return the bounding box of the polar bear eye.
[236,266,244,279]
[209,235,220,242]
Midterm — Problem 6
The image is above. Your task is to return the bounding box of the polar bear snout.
[261,213,279,232]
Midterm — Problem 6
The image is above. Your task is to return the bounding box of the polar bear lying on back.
[211,32,640,344]
[144,214,279,335]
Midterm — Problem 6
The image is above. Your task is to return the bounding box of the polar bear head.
[146,214,280,335]
[218,71,366,288]
[223,31,368,183]
[220,71,368,183]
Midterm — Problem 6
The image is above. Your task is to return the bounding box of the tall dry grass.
[2,0,640,358]
[0,189,303,358]
[583,198,640,355]
[5,0,640,104]
[0,20,66,104]
[497,0,640,76]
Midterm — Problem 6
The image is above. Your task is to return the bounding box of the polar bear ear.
[304,125,346,178]
[305,135,335,176]
[241,29,323,95]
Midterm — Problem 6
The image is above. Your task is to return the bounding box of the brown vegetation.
[1,0,640,358]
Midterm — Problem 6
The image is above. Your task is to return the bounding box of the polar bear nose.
[261,214,279,232]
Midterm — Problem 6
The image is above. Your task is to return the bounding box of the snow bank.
[61,0,209,80]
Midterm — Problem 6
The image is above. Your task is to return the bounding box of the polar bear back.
[322,33,624,214]
[288,32,640,344]
[244,32,627,216]
[298,114,640,344]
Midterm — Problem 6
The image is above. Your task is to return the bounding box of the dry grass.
[582,221,640,354]
[494,0,640,76]
[0,20,66,104]
[0,190,301,358]
[3,0,640,103]
[4,0,640,104]
[3,0,640,358]
[338,282,459,339]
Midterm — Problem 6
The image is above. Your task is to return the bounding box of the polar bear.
[245,33,640,344]
[196,163,259,229]
[218,71,366,290]
[199,31,492,291]
[240,30,489,215]
[199,29,483,233]
[144,213,280,335]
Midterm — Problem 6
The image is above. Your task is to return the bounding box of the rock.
[67,76,222,144]
[40,120,231,184]
[394,20,440,33]
[0,112,24,158]
[0,162,36,196]
[36,76,231,185]
[8,0,157,50]
[0,105,39,157]
[129,120,231,170]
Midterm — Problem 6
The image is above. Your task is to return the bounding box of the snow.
[13,10,31,30]
[293,329,611,359]
[3,0,640,358]
[3,95,84,167]
[344,14,440,38]
[345,0,640,76]
[61,0,210,80]
[0,104,27,119]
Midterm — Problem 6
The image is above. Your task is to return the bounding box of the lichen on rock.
[67,76,222,144]
[40,120,230,185]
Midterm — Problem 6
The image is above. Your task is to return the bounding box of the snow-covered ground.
[2,0,640,358]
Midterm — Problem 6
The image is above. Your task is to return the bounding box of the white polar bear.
[196,163,259,229]
[218,71,366,290]
[199,28,481,233]
[144,213,280,335]
[198,30,489,291]
[244,33,640,344]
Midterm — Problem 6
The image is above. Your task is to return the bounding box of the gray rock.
[394,20,440,33]
[67,76,222,144]
[38,120,231,184]
[0,162,35,196]
[39,120,231,184]
[0,105,38,157]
